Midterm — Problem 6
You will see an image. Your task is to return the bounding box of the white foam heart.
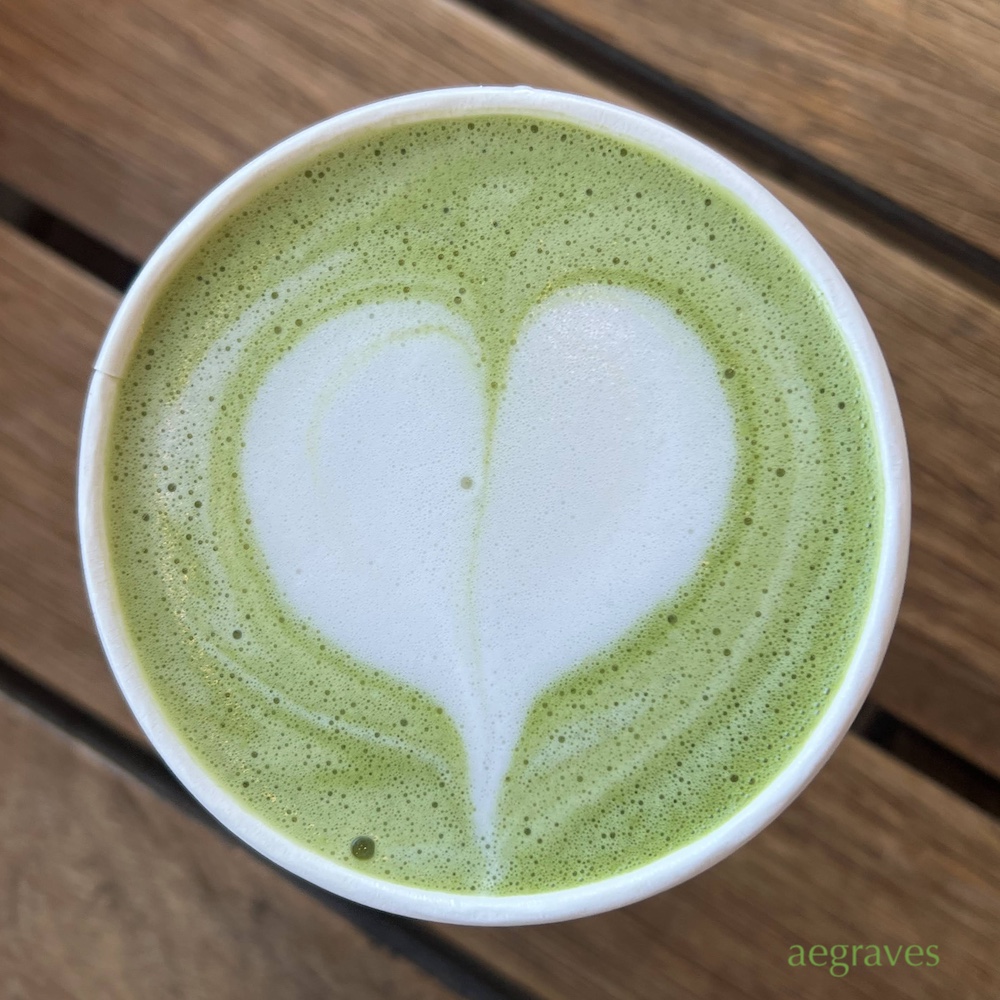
[242,286,736,835]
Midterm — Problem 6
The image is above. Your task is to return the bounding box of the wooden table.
[1,0,998,996]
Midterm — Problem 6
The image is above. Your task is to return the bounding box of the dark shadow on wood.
[854,703,1000,819]
[0,181,138,293]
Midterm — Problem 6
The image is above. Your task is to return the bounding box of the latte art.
[104,113,881,893]
[242,286,735,834]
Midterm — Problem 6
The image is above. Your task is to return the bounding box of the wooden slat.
[0,0,997,774]
[531,0,1000,259]
[440,734,1000,999]
[0,693,458,1000]
[0,224,139,739]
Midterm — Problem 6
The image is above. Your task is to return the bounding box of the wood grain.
[0,692,458,1000]
[440,735,1000,999]
[0,0,997,773]
[532,0,1000,258]
[0,224,139,739]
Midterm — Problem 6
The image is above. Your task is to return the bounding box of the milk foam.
[105,113,882,893]
[242,285,735,833]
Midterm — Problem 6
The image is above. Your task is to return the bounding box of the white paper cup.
[78,87,910,926]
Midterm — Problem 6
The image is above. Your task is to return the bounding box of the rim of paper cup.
[78,86,910,926]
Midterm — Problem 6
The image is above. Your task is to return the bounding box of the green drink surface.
[104,112,881,894]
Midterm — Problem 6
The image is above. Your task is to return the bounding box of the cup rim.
[78,85,910,925]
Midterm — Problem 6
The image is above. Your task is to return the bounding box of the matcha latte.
[92,95,890,902]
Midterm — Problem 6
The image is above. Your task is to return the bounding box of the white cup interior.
[78,86,910,925]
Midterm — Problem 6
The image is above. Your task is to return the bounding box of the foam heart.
[242,286,736,834]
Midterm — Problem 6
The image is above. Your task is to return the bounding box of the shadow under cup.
[78,87,910,925]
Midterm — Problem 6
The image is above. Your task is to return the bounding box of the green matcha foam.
[103,112,881,894]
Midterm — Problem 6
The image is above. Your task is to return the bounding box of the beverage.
[82,89,906,921]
